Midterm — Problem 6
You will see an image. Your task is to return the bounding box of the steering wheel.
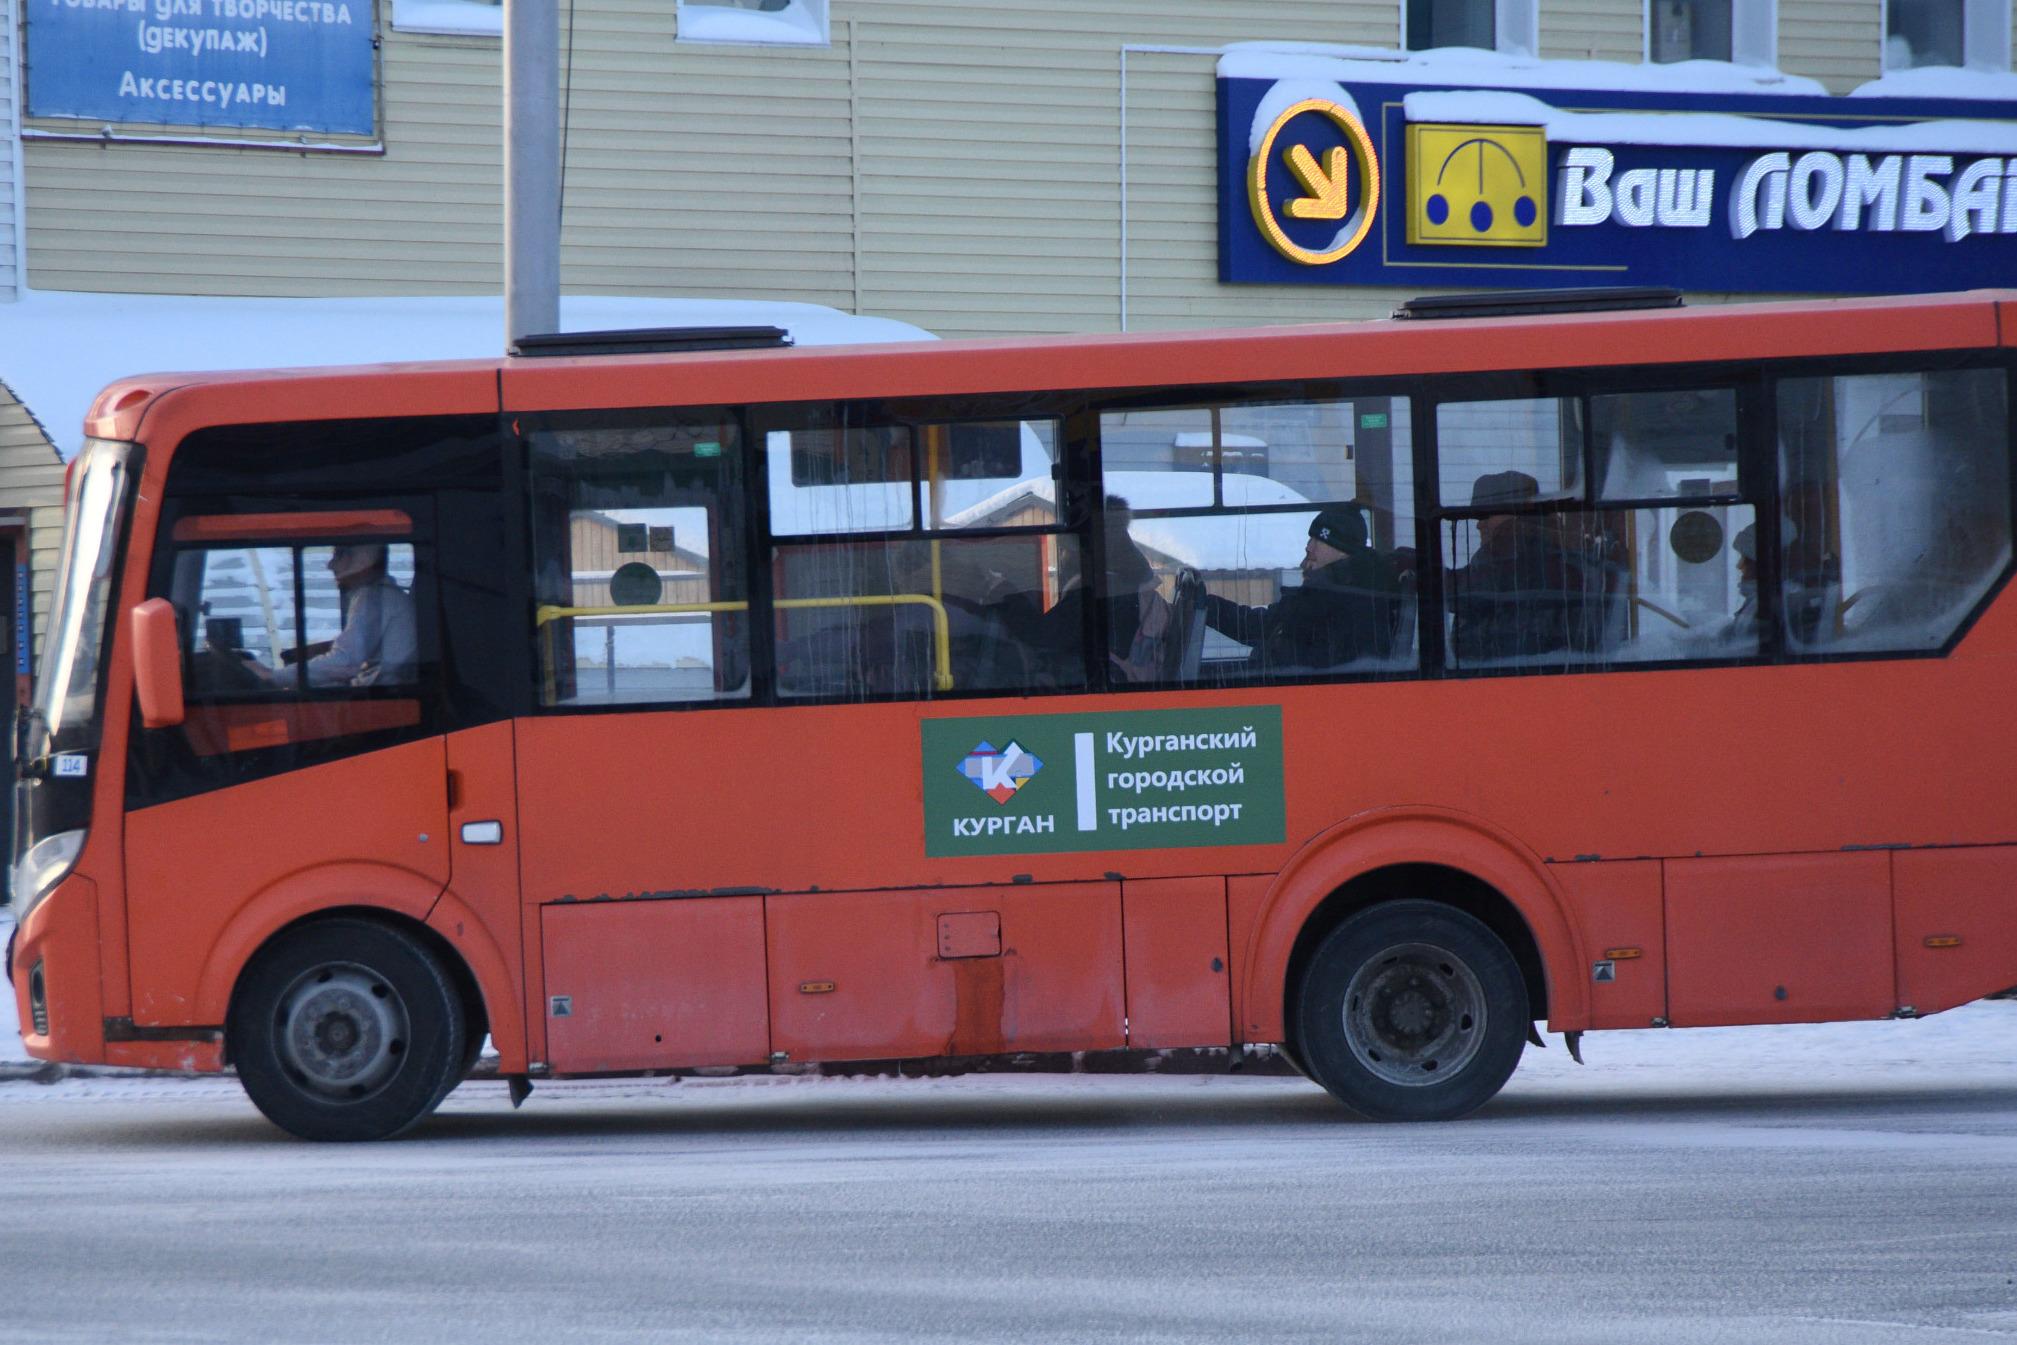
[193,645,271,693]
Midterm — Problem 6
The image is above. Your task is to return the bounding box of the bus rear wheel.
[228,918,467,1142]
[1296,900,1528,1122]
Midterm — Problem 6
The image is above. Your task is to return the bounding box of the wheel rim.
[1341,942,1486,1087]
[274,961,411,1102]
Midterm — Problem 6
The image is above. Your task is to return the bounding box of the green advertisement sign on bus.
[921,706,1285,858]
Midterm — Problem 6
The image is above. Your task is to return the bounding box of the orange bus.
[11,290,2016,1140]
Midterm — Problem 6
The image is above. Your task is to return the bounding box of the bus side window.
[1437,387,1756,669]
[1096,394,1416,684]
[528,411,750,708]
[1777,368,2012,654]
[766,407,1085,701]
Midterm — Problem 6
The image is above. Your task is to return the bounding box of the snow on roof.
[1126,470,1318,573]
[944,469,1316,572]
[1218,43,1831,98]
[0,290,933,461]
[1402,89,2017,153]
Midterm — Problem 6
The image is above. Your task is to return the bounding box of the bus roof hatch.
[509,326,794,357]
[1392,288,1685,321]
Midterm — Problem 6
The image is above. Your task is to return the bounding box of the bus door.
[124,502,452,1028]
[514,405,775,1074]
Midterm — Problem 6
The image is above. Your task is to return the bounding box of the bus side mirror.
[130,599,185,730]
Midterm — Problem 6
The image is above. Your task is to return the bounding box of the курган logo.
[957,740,1043,805]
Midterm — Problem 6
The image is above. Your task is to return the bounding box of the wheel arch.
[193,863,498,1066]
[1238,807,1591,1044]
[218,904,491,1069]
[195,861,442,1026]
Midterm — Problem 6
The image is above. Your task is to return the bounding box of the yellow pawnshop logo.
[1248,99,1380,266]
[1407,123,1548,247]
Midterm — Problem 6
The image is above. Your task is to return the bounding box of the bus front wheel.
[1295,900,1528,1122]
[229,917,468,1142]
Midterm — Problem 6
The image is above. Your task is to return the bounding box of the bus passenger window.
[766,405,1085,702]
[1777,368,2011,654]
[772,535,1082,698]
[529,412,750,708]
[1590,388,1738,502]
[1437,387,1756,671]
[1443,503,1758,667]
[1437,398,1581,508]
[1097,394,1415,684]
[774,419,915,534]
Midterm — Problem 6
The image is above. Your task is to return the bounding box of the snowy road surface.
[0,1004,2013,1344]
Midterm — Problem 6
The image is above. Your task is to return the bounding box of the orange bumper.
[13,873,107,1066]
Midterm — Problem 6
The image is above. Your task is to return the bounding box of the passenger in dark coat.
[1449,470,1575,663]
[1199,504,1397,675]
[1042,495,1172,683]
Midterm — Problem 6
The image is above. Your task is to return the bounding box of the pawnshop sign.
[1217,59,2017,294]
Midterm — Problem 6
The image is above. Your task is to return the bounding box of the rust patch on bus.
[950,958,1006,1057]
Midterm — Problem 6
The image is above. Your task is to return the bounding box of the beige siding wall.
[1779,0,1883,92]
[23,0,1404,331]
[847,1,1396,336]
[0,385,70,664]
[26,25,504,296]
[562,0,855,306]
[1540,0,1643,62]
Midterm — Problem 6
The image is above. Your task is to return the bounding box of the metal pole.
[505,0,561,348]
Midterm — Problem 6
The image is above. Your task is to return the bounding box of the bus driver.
[303,543,417,687]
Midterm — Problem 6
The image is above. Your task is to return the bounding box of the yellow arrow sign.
[1284,144,1350,220]
[1247,97,1381,266]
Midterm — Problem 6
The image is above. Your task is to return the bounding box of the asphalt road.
[0,1056,2013,1344]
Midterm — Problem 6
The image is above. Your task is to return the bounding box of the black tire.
[228,917,467,1142]
[1295,900,1528,1122]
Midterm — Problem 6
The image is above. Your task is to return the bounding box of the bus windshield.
[25,438,139,764]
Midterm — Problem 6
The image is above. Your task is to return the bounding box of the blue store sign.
[27,0,375,135]
[1218,62,2017,293]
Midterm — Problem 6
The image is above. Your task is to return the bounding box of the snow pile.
[1852,67,2017,100]
[0,291,933,462]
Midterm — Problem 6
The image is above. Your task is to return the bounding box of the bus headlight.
[13,829,85,920]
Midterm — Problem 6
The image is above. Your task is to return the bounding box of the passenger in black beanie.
[1197,503,1398,674]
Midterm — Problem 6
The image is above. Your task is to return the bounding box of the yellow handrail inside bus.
[534,594,955,691]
